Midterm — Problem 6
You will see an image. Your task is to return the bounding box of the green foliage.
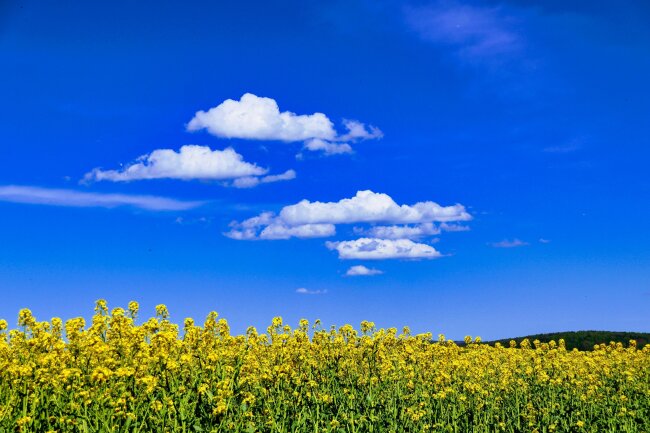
[486,331,650,351]
[1,305,649,432]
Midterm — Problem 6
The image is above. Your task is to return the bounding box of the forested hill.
[485,331,650,351]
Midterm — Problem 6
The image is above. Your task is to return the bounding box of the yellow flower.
[0,300,648,432]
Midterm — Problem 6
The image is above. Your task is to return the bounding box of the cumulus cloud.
[85,145,265,182]
[296,287,327,295]
[278,190,471,225]
[345,265,384,276]
[84,145,294,188]
[224,210,336,240]
[327,238,442,260]
[0,185,203,211]
[186,93,382,155]
[490,238,529,248]
[187,93,337,141]
[226,190,471,240]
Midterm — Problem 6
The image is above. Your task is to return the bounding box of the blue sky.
[1,0,649,339]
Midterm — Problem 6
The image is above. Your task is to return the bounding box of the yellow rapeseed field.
[0,301,648,432]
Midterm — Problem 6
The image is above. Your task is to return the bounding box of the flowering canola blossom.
[1,301,649,432]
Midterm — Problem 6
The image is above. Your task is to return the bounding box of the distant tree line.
[483,331,650,351]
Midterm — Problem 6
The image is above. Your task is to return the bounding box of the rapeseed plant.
[0,300,648,432]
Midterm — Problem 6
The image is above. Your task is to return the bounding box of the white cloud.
[279,190,471,225]
[259,223,336,240]
[296,287,327,295]
[490,238,529,248]
[229,177,261,189]
[327,238,442,260]
[186,93,382,155]
[363,222,441,240]
[259,169,297,184]
[539,238,551,244]
[340,119,384,141]
[225,211,336,240]
[187,93,337,141]
[345,265,384,276]
[84,145,294,188]
[231,169,296,189]
[226,223,335,240]
[0,185,203,211]
[226,191,468,259]
[439,222,471,232]
[223,227,264,240]
[85,145,264,182]
[303,139,353,156]
[226,190,471,240]
[360,222,469,239]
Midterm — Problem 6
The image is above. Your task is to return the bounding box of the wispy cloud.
[175,216,213,226]
[302,138,354,156]
[490,238,529,248]
[231,170,296,189]
[405,1,521,61]
[0,185,203,211]
[296,287,327,295]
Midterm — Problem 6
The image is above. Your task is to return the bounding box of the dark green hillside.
[486,331,650,351]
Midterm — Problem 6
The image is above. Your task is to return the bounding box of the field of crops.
[1,301,649,433]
